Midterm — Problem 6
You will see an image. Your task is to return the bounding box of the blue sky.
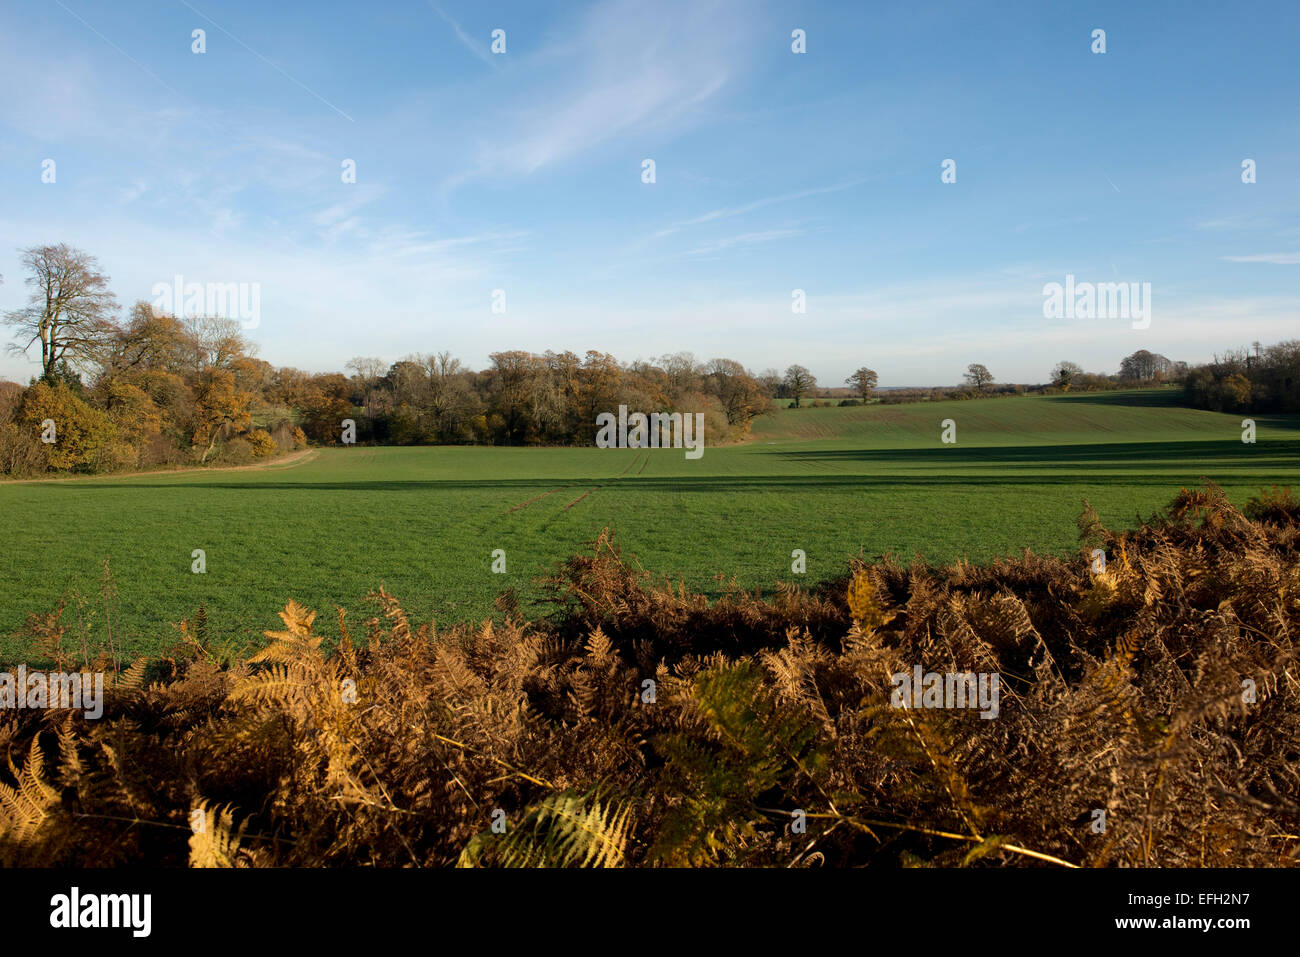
[1,0,1297,386]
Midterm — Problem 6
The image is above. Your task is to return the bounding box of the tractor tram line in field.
[617,451,645,476]
[507,486,571,513]
[533,450,656,514]
[505,450,649,516]
[561,452,649,511]
[563,488,600,510]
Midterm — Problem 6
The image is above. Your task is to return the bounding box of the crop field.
[1,388,1297,662]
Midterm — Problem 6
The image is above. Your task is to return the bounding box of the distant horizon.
[0,330,1267,394]
[0,330,1274,393]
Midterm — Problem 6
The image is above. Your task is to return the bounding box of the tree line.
[0,244,807,475]
[2,243,1295,476]
[336,349,777,447]
[1183,341,1300,413]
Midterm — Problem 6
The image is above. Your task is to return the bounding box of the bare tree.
[964,363,994,392]
[1051,361,1083,388]
[703,358,769,426]
[845,366,879,401]
[489,350,538,444]
[424,351,478,440]
[181,314,253,373]
[756,367,782,398]
[346,356,387,384]
[3,244,119,380]
[1118,349,1174,383]
[341,356,389,421]
[660,351,701,400]
[783,364,816,407]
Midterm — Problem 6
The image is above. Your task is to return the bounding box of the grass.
[2,388,1297,662]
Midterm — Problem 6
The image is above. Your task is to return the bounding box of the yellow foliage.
[847,568,898,633]
[188,800,248,867]
[0,739,58,846]
[246,428,277,458]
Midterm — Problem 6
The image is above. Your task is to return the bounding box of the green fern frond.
[651,661,826,866]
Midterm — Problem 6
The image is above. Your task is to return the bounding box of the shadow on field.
[765,437,1300,470]
[58,474,1298,497]
[36,438,1300,495]
[1049,389,1183,408]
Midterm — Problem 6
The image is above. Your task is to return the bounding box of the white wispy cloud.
[366,227,530,261]
[118,179,149,204]
[445,0,757,186]
[647,180,865,243]
[1220,253,1300,264]
[1195,214,1277,231]
[682,228,805,257]
[178,0,353,121]
[427,3,498,70]
[314,184,388,228]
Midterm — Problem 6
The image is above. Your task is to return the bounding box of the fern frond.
[188,799,249,867]
[111,656,149,691]
[229,664,312,709]
[0,738,59,845]
[249,600,323,663]
[652,661,827,865]
[457,789,634,868]
[848,568,898,634]
[584,626,614,665]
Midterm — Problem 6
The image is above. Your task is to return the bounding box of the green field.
[2,388,1297,661]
